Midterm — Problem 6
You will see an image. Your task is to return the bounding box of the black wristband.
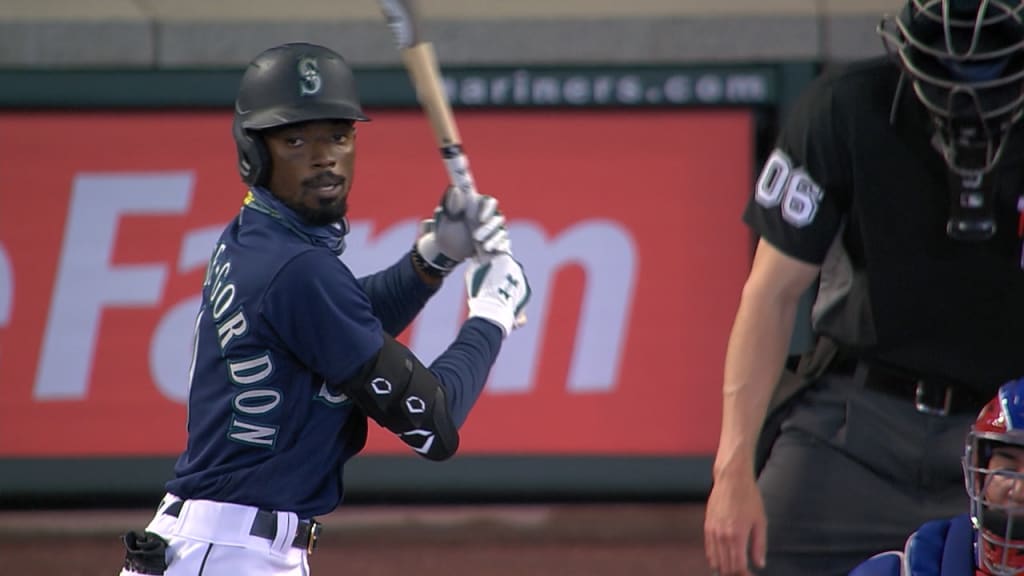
[411,247,450,279]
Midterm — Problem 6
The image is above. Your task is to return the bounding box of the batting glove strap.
[413,234,457,277]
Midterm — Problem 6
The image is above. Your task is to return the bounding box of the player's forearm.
[713,287,801,481]
[428,318,503,428]
[357,253,439,335]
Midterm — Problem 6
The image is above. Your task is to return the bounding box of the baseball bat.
[376,0,481,206]
[377,0,526,326]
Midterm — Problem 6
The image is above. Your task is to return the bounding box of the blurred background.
[0,1,896,574]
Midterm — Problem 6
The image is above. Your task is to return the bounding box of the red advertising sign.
[0,109,752,457]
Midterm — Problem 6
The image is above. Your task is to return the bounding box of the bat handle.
[441,144,508,260]
[515,312,529,329]
[441,144,482,203]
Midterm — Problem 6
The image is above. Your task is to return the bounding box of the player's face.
[984,446,1024,507]
[263,120,356,226]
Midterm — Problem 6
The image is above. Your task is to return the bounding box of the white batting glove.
[465,253,531,337]
[415,187,511,276]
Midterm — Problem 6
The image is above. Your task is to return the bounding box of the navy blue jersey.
[167,189,502,518]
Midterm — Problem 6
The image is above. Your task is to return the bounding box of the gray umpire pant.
[756,368,975,576]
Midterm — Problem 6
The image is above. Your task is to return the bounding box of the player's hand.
[464,252,530,337]
[704,472,767,576]
[415,187,510,276]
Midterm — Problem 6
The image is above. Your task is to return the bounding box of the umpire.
[704,1,1024,575]
[118,42,530,576]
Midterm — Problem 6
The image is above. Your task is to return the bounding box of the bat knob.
[515,312,528,329]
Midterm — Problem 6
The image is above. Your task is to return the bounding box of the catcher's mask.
[965,377,1024,575]
[879,0,1024,176]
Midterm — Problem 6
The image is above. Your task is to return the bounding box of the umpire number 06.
[754,149,823,228]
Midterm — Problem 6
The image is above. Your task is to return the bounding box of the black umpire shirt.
[743,56,1024,396]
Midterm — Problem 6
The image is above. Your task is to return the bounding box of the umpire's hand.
[704,472,767,576]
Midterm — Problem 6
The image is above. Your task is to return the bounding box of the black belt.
[162,500,320,554]
[856,362,986,416]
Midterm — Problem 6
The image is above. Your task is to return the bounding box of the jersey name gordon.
[199,242,283,448]
[754,149,825,228]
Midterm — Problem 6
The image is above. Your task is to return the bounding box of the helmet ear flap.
[233,116,269,187]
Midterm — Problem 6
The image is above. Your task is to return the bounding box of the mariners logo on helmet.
[298,57,322,96]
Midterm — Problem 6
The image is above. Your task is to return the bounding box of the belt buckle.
[914,380,952,416]
[306,520,321,555]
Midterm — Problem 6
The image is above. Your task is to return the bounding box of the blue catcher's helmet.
[879,0,1024,176]
[964,377,1024,575]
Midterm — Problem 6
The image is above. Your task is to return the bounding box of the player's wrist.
[414,233,460,274]
[410,246,449,285]
[467,298,514,337]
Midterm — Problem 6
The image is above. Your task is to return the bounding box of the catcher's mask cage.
[879,0,1024,177]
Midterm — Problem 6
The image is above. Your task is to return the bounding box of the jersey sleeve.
[906,515,974,576]
[260,249,383,385]
[848,551,904,576]
[743,71,852,264]
[848,516,973,576]
[357,252,438,337]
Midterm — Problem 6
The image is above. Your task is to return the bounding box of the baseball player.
[849,377,1024,576]
[704,1,1024,575]
[118,42,530,576]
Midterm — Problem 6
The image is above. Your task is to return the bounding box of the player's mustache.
[302,172,345,189]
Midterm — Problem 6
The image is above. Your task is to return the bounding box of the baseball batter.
[118,42,530,576]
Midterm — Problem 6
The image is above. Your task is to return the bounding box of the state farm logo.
[19,172,637,402]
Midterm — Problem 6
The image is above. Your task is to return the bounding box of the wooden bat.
[377,0,481,206]
[377,0,527,326]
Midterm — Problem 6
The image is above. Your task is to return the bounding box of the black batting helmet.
[232,42,370,186]
[879,0,1024,175]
